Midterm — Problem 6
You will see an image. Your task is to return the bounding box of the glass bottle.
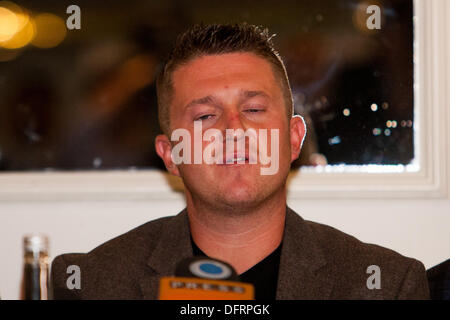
[22,234,49,300]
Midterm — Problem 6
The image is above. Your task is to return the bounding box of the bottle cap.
[23,234,49,253]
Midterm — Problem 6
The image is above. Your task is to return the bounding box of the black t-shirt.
[191,237,282,300]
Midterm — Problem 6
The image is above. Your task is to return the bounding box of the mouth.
[222,153,249,165]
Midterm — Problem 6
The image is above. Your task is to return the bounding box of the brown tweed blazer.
[51,207,430,299]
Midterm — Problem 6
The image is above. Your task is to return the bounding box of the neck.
[186,189,286,274]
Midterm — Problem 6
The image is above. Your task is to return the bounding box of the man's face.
[156,52,305,210]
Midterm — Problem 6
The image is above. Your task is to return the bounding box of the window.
[0,0,447,200]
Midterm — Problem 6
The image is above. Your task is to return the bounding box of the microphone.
[158,257,254,300]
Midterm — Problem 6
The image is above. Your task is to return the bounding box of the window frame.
[0,0,448,202]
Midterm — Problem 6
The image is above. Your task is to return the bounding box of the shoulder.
[287,210,429,299]
[51,214,176,299]
[305,219,412,267]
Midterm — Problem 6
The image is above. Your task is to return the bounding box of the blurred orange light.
[0,1,36,49]
[0,11,35,49]
[0,7,19,42]
[31,13,66,48]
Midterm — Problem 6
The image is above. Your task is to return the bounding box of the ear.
[290,115,307,163]
[155,134,180,177]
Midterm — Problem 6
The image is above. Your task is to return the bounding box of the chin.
[216,185,269,209]
[223,189,255,204]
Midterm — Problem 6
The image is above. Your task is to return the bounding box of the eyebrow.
[184,90,270,110]
[240,90,270,100]
[184,96,217,109]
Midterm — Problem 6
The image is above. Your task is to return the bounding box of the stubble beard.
[182,165,289,218]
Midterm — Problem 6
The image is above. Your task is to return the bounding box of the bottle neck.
[22,235,50,300]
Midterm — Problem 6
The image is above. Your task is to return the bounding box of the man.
[51,23,429,299]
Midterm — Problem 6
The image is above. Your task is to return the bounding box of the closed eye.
[245,109,264,113]
[195,114,215,121]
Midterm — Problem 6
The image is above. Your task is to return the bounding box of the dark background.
[0,0,414,171]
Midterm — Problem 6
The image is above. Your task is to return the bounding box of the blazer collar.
[276,207,334,299]
[139,207,334,300]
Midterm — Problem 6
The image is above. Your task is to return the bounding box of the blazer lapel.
[276,208,335,299]
[139,209,194,299]
[139,207,335,300]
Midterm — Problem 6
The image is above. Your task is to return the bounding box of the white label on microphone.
[189,259,232,280]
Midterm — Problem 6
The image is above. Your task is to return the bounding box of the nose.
[222,110,246,142]
[224,109,245,129]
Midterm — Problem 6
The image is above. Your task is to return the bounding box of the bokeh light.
[0,12,35,49]
[0,7,19,42]
[31,13,66,48]
[0,1,36,50]
[343,108,351,116]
